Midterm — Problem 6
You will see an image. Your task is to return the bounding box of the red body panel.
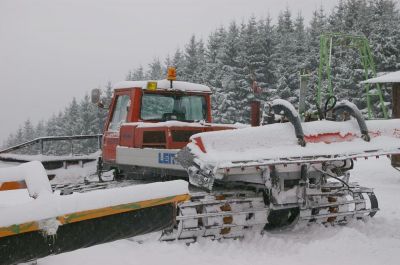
[119,124,137,148]
[304,132,356,143]
[102,89,133,162]
[102,132,120,162]
[118,125,235,150]
[102,85,233,164]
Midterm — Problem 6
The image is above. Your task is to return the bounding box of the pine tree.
[4,133,16,148]
[242,16,266,85]
[172,48,185,79]
[275,9,299,104]
[127,66,145,81]
[258,15,277,91]
[35,120,46,138]
[99,81,114,132]
[14,127,24,152]
[75,94,99,153]
[218,21,244,123]
[22,119,35,142]
[146,58,163,80]
[369,0,400,71]
[305,7,328,102]
[183,35,199,82]
[196,39,207,84]
[64,98,80,136]
[205,26,226,88]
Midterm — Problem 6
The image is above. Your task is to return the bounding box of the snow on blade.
[0,161,52,198]
[0,162,189,227]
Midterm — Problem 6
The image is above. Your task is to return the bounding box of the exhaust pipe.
[251,101,261,127]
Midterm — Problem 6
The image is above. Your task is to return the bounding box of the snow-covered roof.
[361,70,400,84]
[113,80,211,93]
[122,121,243,129]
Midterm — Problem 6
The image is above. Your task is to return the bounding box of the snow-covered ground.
[29,157,400,265]
[0,159,97,184]
[49,160,98,184]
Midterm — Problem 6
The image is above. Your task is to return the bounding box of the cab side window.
[108,95,130,131]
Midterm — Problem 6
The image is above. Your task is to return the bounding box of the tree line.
[3,0,400,153]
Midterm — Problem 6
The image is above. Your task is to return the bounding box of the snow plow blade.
[0,162,189,265]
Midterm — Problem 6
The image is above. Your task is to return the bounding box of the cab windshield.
[141,93,207,122]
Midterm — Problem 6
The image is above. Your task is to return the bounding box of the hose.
[317,95,337,120]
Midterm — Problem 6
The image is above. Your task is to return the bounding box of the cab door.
[102,90,132,163]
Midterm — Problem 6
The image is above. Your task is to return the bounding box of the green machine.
[317,33,388,119]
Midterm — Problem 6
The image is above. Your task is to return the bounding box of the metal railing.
[0,134,103,155]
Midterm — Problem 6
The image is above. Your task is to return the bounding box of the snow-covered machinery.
[92,72,400,241]
[0,162,189,265]
[2,73,400,265]
[172,99,400,239]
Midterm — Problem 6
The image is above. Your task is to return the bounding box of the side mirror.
[91,88,101,104]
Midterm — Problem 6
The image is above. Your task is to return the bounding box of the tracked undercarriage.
[159,158,378,241]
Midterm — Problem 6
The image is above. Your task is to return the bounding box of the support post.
[97,135,102,150]
[70,140,74,156]
[39,139,44,155]
[250,101,261,127]
[392,83,400,168]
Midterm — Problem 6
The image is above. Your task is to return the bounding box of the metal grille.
[171,130,202,142]
[143,131,166,143]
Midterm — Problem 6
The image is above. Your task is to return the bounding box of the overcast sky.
[0,0,339,143]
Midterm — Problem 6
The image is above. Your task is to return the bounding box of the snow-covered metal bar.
[333,100,370,141]
[271,99,305,146]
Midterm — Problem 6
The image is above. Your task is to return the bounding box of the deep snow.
[30,157,400,265]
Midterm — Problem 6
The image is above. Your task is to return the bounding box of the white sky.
[0,0,339,143]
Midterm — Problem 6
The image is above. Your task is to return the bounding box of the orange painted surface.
[0,181,27,191]
[304,132,356,143]
[193,137,207,153]
[0,193,190,238]
[304,129,392,144]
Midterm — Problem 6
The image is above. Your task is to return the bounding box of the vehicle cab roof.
[113,80,211,93]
